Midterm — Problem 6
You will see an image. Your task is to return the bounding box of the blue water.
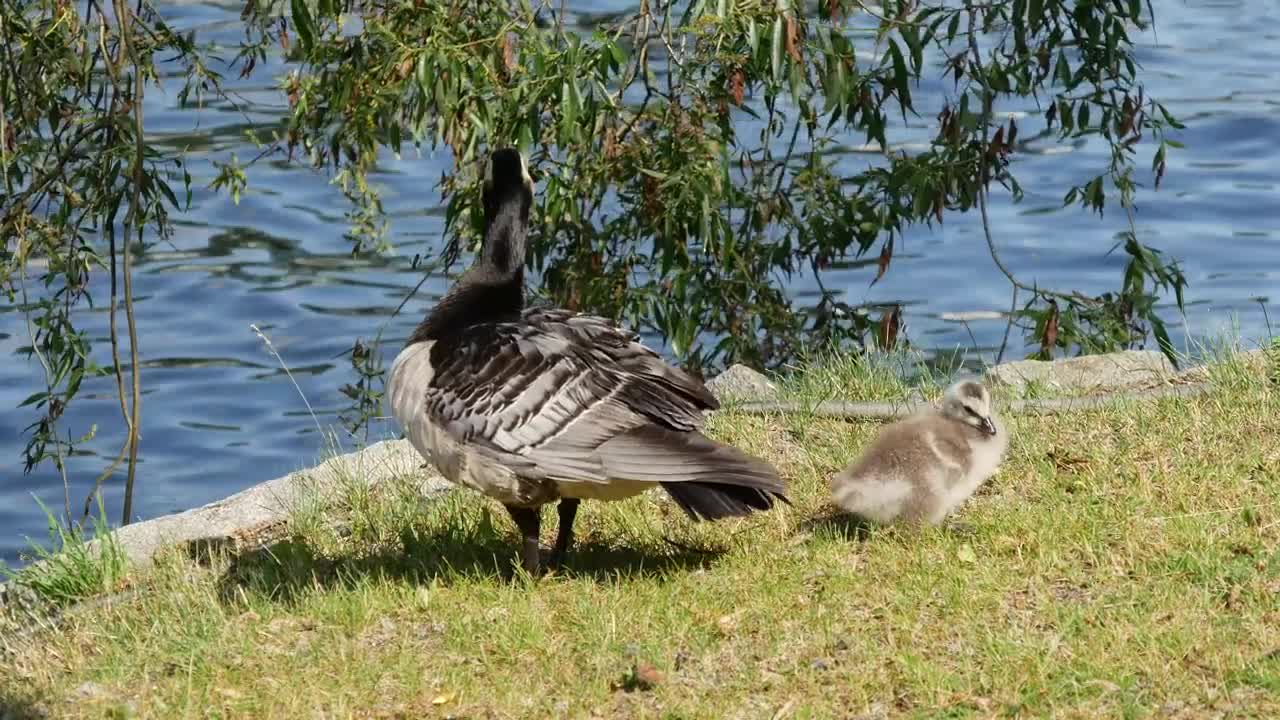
[2,1,1277,565]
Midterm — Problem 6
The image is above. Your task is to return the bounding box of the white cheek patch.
[519,154,532,188]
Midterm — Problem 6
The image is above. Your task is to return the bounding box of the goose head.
[408,148,534,343]
[478,147,534,277]
[940,379,997,436]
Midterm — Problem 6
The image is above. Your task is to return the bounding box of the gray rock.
[2,439,449,596]
[987,350,1176,394]
[705,363,779,402]
[1175,346,1271,384]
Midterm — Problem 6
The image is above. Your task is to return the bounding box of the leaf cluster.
[267,0,1185,373]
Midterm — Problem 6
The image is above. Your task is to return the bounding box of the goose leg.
[505,505,542,577]
[548,499,580,570]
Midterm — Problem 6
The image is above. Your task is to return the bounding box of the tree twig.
[965,10,1095,310]
[81,11,134,521]
[996,285,1018,365]
[115,0,145,526]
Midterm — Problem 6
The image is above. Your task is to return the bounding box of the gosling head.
[940,379,997,436]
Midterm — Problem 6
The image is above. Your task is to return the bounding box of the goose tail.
[661,480,787,521]
[596,426,788,522]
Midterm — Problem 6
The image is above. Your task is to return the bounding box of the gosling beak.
[980,417,997,436]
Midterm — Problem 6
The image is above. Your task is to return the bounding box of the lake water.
[2,1,1277,565]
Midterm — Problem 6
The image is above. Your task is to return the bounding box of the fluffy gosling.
[830,379,1009,526]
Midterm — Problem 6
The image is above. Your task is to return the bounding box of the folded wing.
[417,308,786,515]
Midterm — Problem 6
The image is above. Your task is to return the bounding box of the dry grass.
[3,350,1280,719]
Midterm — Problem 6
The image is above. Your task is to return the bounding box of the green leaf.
[901,24,922,73]
[291,0,315,54]
[1150,315,1178,368]
[771,15,784,85]
[886,39,911,115]
[1054,51,1072,88]
[560,80,578,141]
[608,41,627,68]
[156,179,180,210]
[1087,177,1105,211]
[1158,104,1186,130]
[1012,0,1027,51]
[1029,0,1044,34]
[18,392,47,408]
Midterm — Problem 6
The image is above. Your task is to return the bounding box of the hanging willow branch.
[3,0,241,523]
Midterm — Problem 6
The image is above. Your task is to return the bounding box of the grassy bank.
[3,351,1280,718]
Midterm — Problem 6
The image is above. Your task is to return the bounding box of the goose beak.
[980,417,997,436]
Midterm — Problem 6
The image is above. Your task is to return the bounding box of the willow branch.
[965,10,1095,309]
[995,285,1018,366]
[114,0,144,526]
[75,12,133,519]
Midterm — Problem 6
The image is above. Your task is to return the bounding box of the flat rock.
[705,363,779,402]
[1174,346,1272,384]
[987,350,1176,394]
[2,439,449,604]
[112,438,448,566]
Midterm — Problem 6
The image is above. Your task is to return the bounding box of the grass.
[1,494,128,613]
[4,349,1280,718]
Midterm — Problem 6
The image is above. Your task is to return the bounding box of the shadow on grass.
[214,522,724,606]
[796,507,877,541]
[795,507,981,541]
[0,691,48,720]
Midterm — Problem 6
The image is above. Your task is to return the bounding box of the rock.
[705,363,779,402]
[1,439,451,594]
[987,350,1176,394]
[69,681,112,701]
[1175,346,1272,384]
[105,438,449,568]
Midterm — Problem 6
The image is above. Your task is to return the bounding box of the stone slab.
[705,363,780,402]
[986,350,1177,393]
[2,439,448,610]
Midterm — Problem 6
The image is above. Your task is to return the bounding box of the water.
[2,1,1277,565]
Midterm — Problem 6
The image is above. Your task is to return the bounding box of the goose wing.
[402,309,779,499]
[419,308,711,470]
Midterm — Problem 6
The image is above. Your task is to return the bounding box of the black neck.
[481,187,528,276]
[408,185,530,343]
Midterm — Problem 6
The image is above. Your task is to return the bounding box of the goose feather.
[388,307,782,511]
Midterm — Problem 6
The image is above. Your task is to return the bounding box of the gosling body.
[831,379,1008,525]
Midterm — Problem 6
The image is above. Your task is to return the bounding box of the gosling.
[830,379,1009,526]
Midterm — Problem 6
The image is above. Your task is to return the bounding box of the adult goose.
[387,148,788,575]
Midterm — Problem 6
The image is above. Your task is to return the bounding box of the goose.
[387,148,788,575]
[830,379,1009,526]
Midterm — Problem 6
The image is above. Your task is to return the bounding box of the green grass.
[4,351,1280,718]
[1,494,128,612]
[772,348,949,404]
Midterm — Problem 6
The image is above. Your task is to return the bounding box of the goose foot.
[505,504,542,578]
[547,499,580,570]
